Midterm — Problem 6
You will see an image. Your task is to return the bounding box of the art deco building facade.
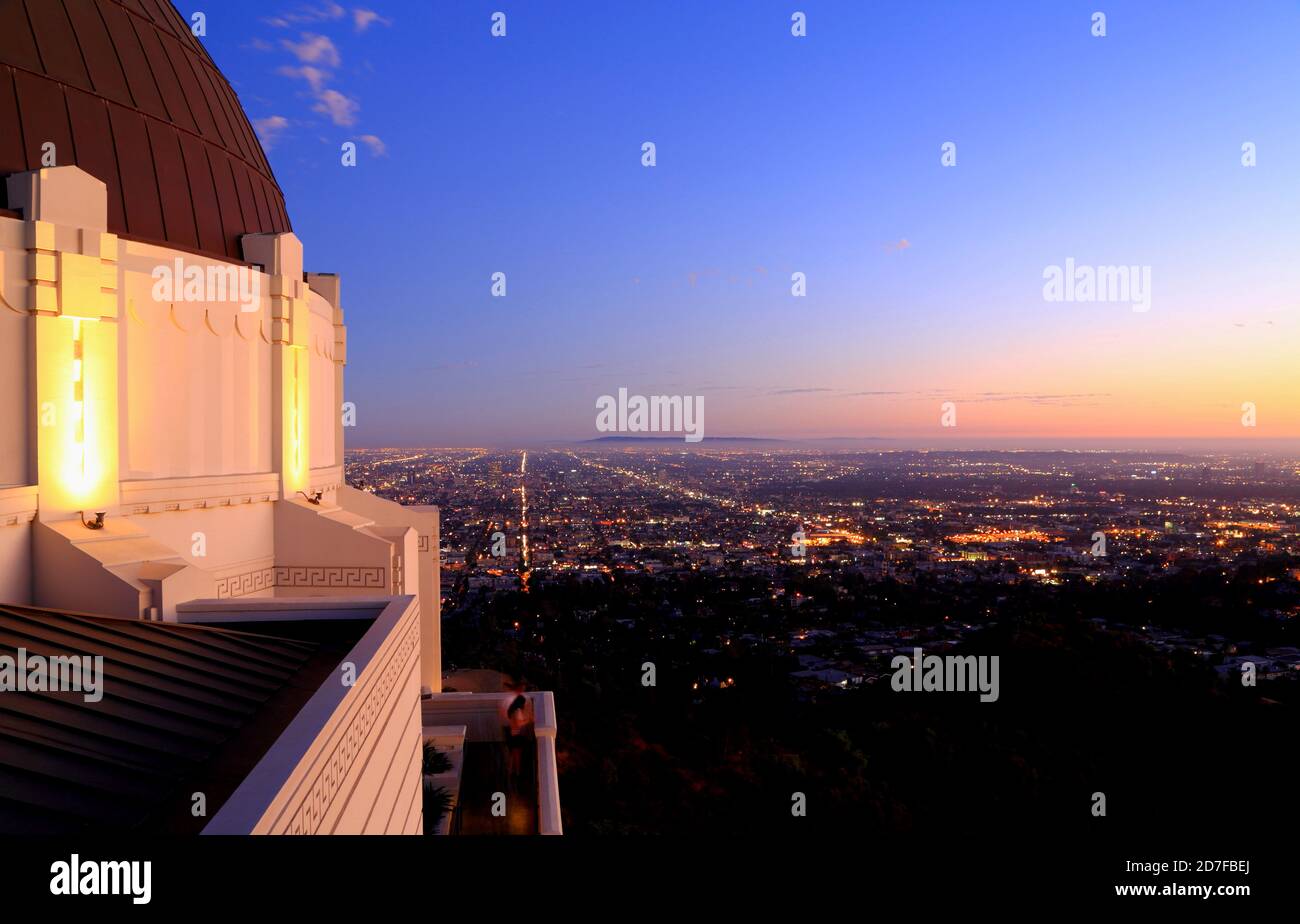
[0,0,559,835]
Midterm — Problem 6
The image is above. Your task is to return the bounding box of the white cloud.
[356,134,386,156]
[264,2,345,28]
[269,19,374,133]
[353,8,392,32]
[313,89,360,126]
[253,115,290,149]
[281,33,341,67]
[278,64,330,92]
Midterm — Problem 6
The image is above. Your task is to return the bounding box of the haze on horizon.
[209,1,1300,448]
[346,436,1300,458]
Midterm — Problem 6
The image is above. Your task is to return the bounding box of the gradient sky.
[198,0,1300,448]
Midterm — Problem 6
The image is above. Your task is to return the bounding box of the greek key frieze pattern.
[216,565,386,598]
[216,567,275,598]
[274,565,386,589]
[282,609,420,834]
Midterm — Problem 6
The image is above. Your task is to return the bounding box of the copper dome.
[0,0,291,262]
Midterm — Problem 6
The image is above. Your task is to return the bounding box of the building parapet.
[200,595,422,834]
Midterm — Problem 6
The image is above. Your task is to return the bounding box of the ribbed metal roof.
[0,0,292,261]
[0,604,329,834]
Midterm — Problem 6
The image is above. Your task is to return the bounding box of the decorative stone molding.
[215,562,387,598]
[6,170,119,321]
[283,610,419,834]
[309,465,344,495]
[0,486,38,528]
[242,233,307,349]
[304,272,346,368]
[199,596,422,835]
[120,472,280,515]
[215,566,275,599]
[274,565,386,589]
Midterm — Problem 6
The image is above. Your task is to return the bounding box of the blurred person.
[500,676,534,787]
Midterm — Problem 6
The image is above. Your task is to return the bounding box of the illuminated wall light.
[292,350,302,475]
[70,318,88,488]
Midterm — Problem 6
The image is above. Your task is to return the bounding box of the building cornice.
[119,471,280,514]
[0,485,39,527]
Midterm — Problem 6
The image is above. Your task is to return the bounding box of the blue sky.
[198,1,1300,447]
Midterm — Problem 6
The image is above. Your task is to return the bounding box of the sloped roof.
[0,0,292,261]
[0,603,342,834]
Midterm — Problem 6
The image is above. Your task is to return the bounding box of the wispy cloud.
[964,392,1109,405]
[687,269,720,288]
[314,89,360,126]
[278,64,330,92]
[269,30,364,128]
[843,389,1110,407]
[253,115,290,149]
[257,14,386,161]
[353,8,392,32]
[356,134,386,156]
[770,387,834,395]
[264,2,346,28]
[282,33,341,67]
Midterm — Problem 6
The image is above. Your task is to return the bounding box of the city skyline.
[200,0,1300,446]
[348,442,1299,840]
